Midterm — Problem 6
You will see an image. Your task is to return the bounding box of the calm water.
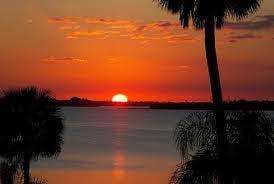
[33,107,193,184]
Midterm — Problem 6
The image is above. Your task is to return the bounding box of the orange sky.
[0,0,274,101]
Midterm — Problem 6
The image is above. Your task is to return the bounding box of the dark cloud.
[228,33,262,42]
[229,39,237,43]
[226,15,274,30]
[136,21,181,32]
[48,17,78,25]
[226,62,274,72]
[86,18,131,25]
[227,32,262,43]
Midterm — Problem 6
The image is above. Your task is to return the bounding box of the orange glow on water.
[112,151,126,181]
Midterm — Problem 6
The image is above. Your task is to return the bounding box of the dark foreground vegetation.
[0,87,64,184]
[170,110,274,184]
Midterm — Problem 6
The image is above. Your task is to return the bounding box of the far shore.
[56,97,274,110]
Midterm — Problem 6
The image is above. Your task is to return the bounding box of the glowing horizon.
[0,0,274,101]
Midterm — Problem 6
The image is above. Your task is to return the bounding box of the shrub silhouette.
[0,87,64,184]
[0,161,18,184]
[171,111,274,184]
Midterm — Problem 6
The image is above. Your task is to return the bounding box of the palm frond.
[0,86,64,179]
[156,0,262,29]
[171,110,274,184]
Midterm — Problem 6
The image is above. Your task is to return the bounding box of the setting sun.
[112,94,128,102]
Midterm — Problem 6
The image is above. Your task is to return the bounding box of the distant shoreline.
[56,97,274,110]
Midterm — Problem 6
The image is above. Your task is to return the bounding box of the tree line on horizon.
[56,97,274,110]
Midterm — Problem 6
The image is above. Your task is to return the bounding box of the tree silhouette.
[0,87,64,184]
[170,111,274,184]
[0,161,19,184]
[155,0,262,157]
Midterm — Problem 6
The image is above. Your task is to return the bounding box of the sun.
[112,94,128,102]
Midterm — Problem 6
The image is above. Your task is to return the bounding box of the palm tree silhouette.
[0,161,19,184]
[170,111,274,184]
[0,87,64,184]
[155,0,262,156]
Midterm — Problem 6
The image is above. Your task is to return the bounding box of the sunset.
[0,0,273,102]
[112,94,128,102]
[0,0,274,184]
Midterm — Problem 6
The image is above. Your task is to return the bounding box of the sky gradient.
[1,0,274,101]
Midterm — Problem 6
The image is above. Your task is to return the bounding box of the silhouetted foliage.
[0,87,64,184]
[156,0,262,29]
[0,161,18,184]
[155,0,263,160]
[171,111,274,184]
[29,177,48,184]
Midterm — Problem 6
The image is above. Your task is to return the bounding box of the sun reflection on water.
[112,151,126,180]
[112,114,127,181]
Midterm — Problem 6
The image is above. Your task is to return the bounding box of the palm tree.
[155,0,262,156]
[0,87,64,184]
[0,161,19,184]
[170,111,274,184]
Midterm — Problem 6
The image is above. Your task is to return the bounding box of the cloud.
[225,15,274,30]
[128,33,193,43]
[48,16,193,44]
[227,62,274,73]
[59,25,80,30]
[86,18,131,25]
[86,18,137,31]
[67,30,121,39]
[163,34,193,43]
[48,15,274,44]
[130,35,146,40]
[85,18,181,33]
[136,21,181,32]
[105,57,119,64]
[230,33,260,39]
[27,19,33,24]
[43,56,88,63]
[176,65,192,71]
[48,17,78,25]
[227,33,262,43]
[162,65,192,72]
[48,17,81,30]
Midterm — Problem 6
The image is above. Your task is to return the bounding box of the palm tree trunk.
[204,16,227,158]
[23,153,30,184]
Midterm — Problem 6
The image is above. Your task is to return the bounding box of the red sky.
[0,0,274,101]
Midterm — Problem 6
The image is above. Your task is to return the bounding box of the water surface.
[33,107,192,184]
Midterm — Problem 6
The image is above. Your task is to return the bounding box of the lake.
[32,107,274,184]
[33,107,193,184]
